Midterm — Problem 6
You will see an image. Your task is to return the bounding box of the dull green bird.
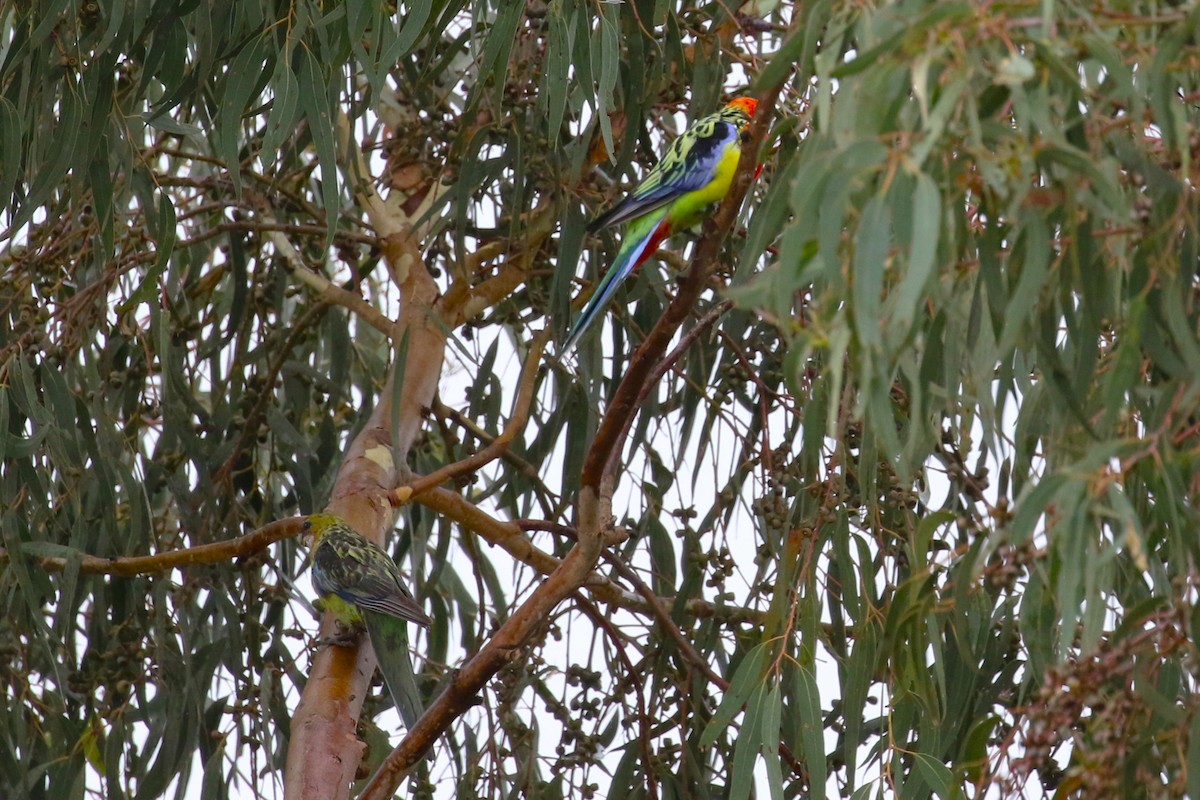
[302,512,432,628]
[303,512,431,725]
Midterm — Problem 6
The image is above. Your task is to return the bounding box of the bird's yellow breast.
[667,142,742,230]
[322,593,365,626]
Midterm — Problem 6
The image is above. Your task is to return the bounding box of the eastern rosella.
[303,513,430,725]
[563,96,759,353]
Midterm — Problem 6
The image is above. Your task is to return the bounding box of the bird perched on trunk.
[302,512,430,725]
[563,96,759,353]
[303,512,431,628]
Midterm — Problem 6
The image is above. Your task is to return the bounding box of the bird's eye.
[301,520,312,532]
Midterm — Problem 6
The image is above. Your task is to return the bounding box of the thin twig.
[392,329,549,505]
[601,550,728,688]
[608,300,734,467]
[265,225,399,339]
[574,594,660,800]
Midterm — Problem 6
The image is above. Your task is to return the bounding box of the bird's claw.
[315,625,364,650]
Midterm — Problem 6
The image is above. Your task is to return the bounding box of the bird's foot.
[315,624,364,650]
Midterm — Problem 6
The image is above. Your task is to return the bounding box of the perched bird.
[303,512,432,628]
[303,513,430,725]
[563,96,759,353]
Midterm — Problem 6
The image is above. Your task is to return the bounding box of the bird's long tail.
[365,611,424,729]
[563,209,671,354]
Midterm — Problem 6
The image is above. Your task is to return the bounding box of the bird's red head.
[726,97,758,117]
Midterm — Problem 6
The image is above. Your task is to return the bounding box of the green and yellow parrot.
[302,513,430,726]
[563,96,759,353]
[303,512,431,628]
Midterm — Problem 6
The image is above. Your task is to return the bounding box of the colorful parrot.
[303,513,430,725]
[563,96,759,353]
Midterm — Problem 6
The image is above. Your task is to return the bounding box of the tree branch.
[437,203,557,328]
[285,112,448,800]
[417,484,766,623]
[265,224,400,340]
[391,329,549,505]
[0,518,302,576]
[360,474,615,800]
[412,486,564,577]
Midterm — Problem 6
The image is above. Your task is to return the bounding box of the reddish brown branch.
[0,517,302,576]
[360,484,612,800]
[414,486,564,576]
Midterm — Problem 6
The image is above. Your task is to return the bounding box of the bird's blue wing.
[588,116,742,232]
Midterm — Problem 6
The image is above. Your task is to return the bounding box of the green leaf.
[792,664,827,795]
[887,173,940,340]
[0,97,24,215]
[19,541,87,560]
[1188,713,1200,800]
[729,682,768,800]
[913,752,956,800]
[1008,472,1067,546]
[759,684,784,800]
[753,0,829,92]
[198,738,226,800]
[262,58,301,160]
[959,715,1000,783]
[297,47,339,246]
[544,6,571,146]
[997,215,1050,357]
[216,35,270,191]
[853,194,889,351]
[841,619,880,782]
[700,643,770,748]
[392,0,434,60]
[10,85,83,233]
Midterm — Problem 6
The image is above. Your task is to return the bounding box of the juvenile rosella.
[303,513,430,725]
[303,512,431,628]
[564,96,759,353]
